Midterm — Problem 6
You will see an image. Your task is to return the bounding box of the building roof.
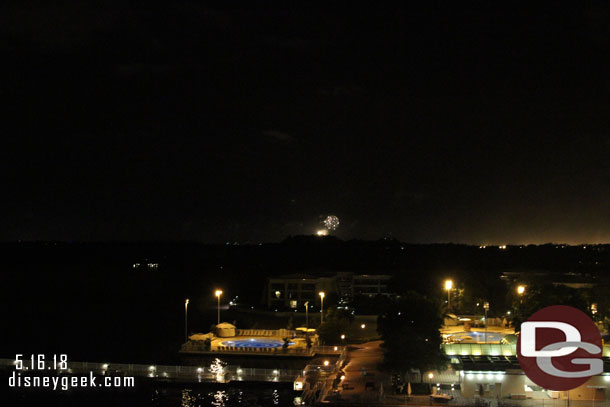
[271,273,324,280]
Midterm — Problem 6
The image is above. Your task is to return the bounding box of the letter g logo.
[517,306,603,391]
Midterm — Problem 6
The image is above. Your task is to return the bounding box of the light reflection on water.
[272,389,279,405]
[176,387,297,407]
[211,390,228,407]
[181,389,196,407]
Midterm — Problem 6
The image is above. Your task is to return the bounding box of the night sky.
[2,2,610,244]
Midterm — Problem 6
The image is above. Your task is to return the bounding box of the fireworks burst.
[323,215,340,230]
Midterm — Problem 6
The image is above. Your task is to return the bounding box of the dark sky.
[2,2,610,244]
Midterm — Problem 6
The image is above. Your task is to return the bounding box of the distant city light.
[499,245,507,250]
[517,285,525,295]
[360,323,366,329]
[316,229,328,236]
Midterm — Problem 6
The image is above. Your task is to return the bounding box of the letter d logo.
[517,305,603,391]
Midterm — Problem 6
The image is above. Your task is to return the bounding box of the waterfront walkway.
[0,358,301,384]
[323,340,392,404]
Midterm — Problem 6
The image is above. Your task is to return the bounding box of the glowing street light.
[215,290,223,325]
[319,292,325,324]
[184,298,190,342]
[516,285,525,305]
[445,280,453,310]
[445,280,453,290]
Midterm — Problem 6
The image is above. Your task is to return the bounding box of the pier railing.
[313,345,344,355]
[181,341,315,355]
[180,342,345,356]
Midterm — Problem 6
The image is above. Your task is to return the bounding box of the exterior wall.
[460,373,610,400]
[442,341,610,401]
[267,272,395,308]
[562,376,609,400]
[460,372,524,398]
[353,274,393,296]
[267,276,335,308]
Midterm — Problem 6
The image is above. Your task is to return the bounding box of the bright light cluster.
[323,215,340,230]
[464,371,505,381]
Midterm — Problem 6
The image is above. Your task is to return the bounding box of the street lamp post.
[304,301,309,328]
[517,285,525,304]
[215,290,223,325]
[445,280,453,311]
[319,292,325,324]
[184,298,189,342]
[483,301,489,344]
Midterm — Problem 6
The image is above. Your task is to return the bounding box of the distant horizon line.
[0,236,608,247]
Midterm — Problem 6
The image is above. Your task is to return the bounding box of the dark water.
[2,381,301,406]
[1,264,307,406]
[1,265,264,365]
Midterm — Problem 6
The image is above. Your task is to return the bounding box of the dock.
[0,358,302,384]
[179,343,345,358]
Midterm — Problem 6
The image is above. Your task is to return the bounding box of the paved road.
[328,340,390,404]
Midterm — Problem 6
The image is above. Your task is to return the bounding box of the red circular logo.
[517,305,602,391]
